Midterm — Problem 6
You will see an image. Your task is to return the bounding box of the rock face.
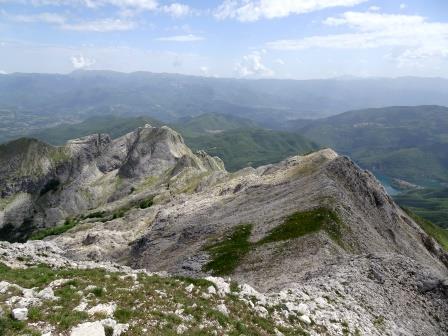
[0,125,224,241]
[1,126,447,335]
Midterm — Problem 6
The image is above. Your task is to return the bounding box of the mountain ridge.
[1,124,448,335]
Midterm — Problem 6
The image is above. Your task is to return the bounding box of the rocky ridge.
[1,125,448,335]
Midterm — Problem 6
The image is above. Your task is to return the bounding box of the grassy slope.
[0,263,306,336]
[173,113,259,137]
[402,208,448,251]
[298,105,448,187]
[395,189,448,228]
[184,128,318,172]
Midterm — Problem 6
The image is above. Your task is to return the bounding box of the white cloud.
[199,66,209,75]
[2,11,66,24]
[368,6,380,12]
[0,70,8,74]
[267,11,448,65]
[235,51,274,77]
[162,3,191,17]
[62,18,136,32]
[71,54,95,69]
[214,0,368,22]
[275,58,285,65]
[156,34,204,42]
[400,3,407,10]
[2,0,159,10]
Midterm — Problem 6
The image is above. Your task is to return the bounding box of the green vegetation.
[259,208,343,245]
[173,113,259,137]
[30,218,78,240]
[298,106,448,187]
[184,128,319,171]
[402,208,448,251]
[203,208,344,276]
[395,188,448,228]
[138,197,154,209]
[203,225,253,276]
[0,263,305,336]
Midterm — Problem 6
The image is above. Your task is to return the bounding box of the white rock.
[297,303,310,316]
[12,307,28,321]
[254,305,268,318]
[299,315,312,325]
[274,329,284,336]
[176,323,188,334]
[315,297,327,307]
[37,287,57,301]
[101,318,129,336]
[74,301,88,312]
[216,303,229,316]
[49,279,71,288]
[239,283,267,305]
[71,321,105,336]
[205,277,230,297]
[22,288,36,298]
[16,296,41,308]
[185,284,194,293]
[0,281,12,294]
[207,286,216,295]
[88,302,117,317]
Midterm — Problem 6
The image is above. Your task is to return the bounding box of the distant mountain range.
[2,71,448,143]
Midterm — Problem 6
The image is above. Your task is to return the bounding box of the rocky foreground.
[1,125,448,335]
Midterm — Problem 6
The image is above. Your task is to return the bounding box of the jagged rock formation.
[0,125,224,241]
[1,126,448,335]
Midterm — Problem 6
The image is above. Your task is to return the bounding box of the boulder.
[12,307,28,321]
[71,321,105,336]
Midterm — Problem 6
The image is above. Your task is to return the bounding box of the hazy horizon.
[1,0,448,79]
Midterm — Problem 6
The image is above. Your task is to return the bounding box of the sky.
[0,0,448,78]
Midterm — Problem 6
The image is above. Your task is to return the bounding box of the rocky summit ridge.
[0,124,447,335]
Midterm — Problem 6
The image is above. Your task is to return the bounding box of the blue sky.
[0,0,447,78]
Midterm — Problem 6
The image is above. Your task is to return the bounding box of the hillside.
[395,189,448,229]
[184,128,318,171]
[2,72,448,142]
[173,113,260,137]
[295,105,448,187]
[0,126,447,335]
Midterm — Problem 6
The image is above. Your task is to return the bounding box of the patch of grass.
[114,308,133,323]
[259,208,344,247]
[203,224,253,276]
[0,316,40,336]
[402,207,448,251]
[82,211,107,220]
[90,286,104,297]
[29,218,78,240]
[203,208,345,276]
[139,197,154,209]
[373,315,386,330]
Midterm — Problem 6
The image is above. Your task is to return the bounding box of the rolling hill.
[295,105,448,187]
[2,71,448,143]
